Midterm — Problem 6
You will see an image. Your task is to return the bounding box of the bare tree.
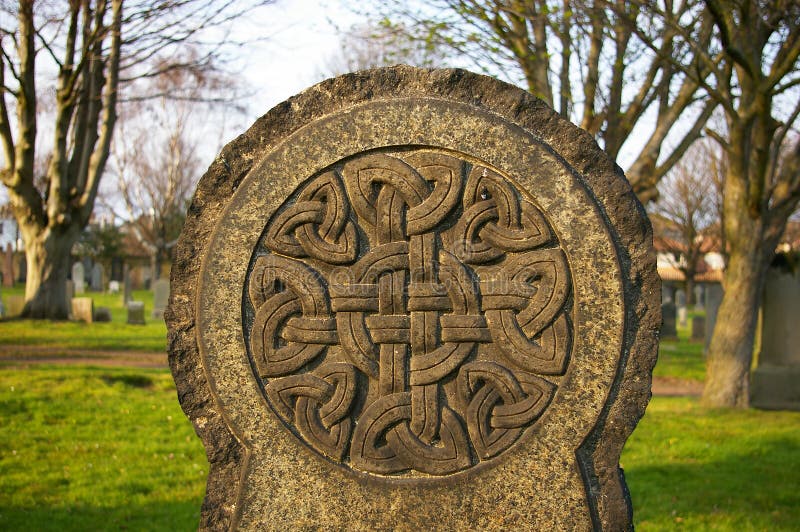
[318,22,444,78]
[0,0,270,319]
[653,142,721,304]
[366,0,717,202]
[106,94,202,282]
[629,0,800,407]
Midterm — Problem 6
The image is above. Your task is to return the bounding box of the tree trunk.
[21,227,79,319]
[701,238,768,408]
[685,276,695,306]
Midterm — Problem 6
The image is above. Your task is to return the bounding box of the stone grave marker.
[127,301,145,325]
[661,300,677,340]
[71,297,93,323]
[694,284,704,310]
[167,67,660,530]
[692,315,706,341]
[2,243,13,288]
[151,278,169,319]
[94,306,112,322]
[675,289,687,327]
[90,263,104,291]
[72,262,85,294]
[5,295,24,317]
[751,267,800,410]
[705,283,724,352]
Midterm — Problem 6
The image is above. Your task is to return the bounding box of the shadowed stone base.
[751,365,800,411]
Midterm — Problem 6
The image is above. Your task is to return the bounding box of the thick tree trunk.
[21,227,79,319]
[701,238,768,408]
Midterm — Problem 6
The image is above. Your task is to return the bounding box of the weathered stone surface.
[127,301,145,325]
[72,262,85,294]
[152,279,169,319]
[751,267,800,410]
[692,315,706,341]
[94,306,112,322]
[71,297,93,323]
[661,301,677,340]
[167,66,659,531]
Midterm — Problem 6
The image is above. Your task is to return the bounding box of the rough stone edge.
[165,65,660,531]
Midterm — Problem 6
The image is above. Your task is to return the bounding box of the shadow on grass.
[100,373,154,389]
[0,501,201,531]
[627,436,800,530]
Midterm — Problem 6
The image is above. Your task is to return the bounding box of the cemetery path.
[0,344,704,396]
[0,345,166,368]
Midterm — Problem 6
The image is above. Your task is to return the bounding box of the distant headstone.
[705,283,724,352]
[151,278,169,319]
[2,243,13,288]
[6,295,24,317]
[661,301,677,339]
[108,280,120,294]
[694,285,704,310]
[662,284,673,303]
[751,268,800,410]
[72,262,85,294]
[167,68,660,529]
[127,301,145,325]
[90,263,104,291]
[71,297,93,323]
[691,315,705,341]
[675,289,686,307]
[94,306,112,322]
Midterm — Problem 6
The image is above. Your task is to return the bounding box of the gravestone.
[167,67,660,530]
[705,283,724,352]
[675,289,687,327]
[71,297,93,323]
[751,267,800,410]
[151,279,169,319]
[5,295,24,317]
[694,285,704,310]
[72,262,85,294]
[661,284,673,303]
[94,306,112,322]
[692,315,706,341]
[127,301,145,325]
[661,301,677,340]
[90,263,104,292]
[2,243,13,288]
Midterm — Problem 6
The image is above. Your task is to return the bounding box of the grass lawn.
[0,366,206,530]
[624,397,800,530]
[0,285,166,352]
[1,365,798,530]
[656,308,708,382]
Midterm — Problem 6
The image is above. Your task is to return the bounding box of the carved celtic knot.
[244,149,573,479]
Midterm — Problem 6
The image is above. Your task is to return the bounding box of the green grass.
[654,308,708,382]
[0,285,166,352]
[0,366,206,530]
[623,396,800,530]
[0,366,798,530]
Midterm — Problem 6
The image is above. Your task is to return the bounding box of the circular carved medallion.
[244,148,572,478]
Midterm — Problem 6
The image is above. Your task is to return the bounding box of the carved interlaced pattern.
[244,150,572,478]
